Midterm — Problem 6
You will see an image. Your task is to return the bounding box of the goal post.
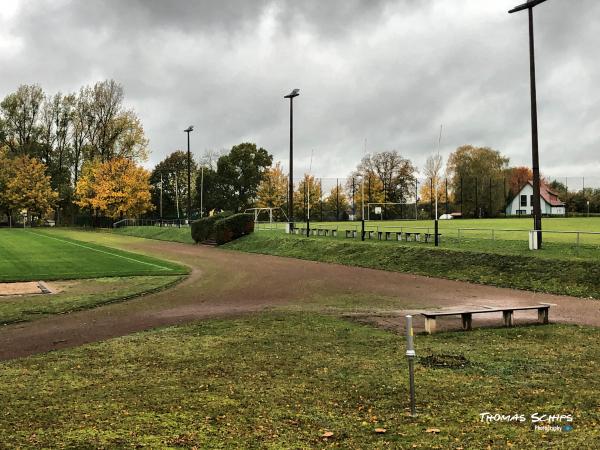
[366,202,418,221]
[244,207,289,230]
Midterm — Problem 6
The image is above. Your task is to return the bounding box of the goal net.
[245,207,289,230]
[366,202,418,221]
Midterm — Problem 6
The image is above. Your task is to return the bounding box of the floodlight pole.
[160,172,163,225]
[184,126,194,224]
[200,165,204,218]
[284,89,300,233]
[510,0,549,248]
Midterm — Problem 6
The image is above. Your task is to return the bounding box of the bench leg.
[538,307,549,324]
[503,310,514,327]
[461,313,472,331]
[424,317,436,334]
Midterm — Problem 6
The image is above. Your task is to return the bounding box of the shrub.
[190,211,232,243]
[214,213,254,245]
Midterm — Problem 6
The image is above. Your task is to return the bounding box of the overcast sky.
[1,0,598,182]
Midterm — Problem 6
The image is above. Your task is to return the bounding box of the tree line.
[150,143,598,222]
[0,81,151,225]
[2,80,597,226]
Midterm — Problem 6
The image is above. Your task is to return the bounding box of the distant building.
[506,181,565,216]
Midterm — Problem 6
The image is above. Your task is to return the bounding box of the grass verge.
[0,275,185,325]
[0,312,596,448]
[111,226,195,244]
[225,233,600,299]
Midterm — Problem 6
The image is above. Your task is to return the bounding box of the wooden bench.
[345,230,356,238]
[405,232,421,242]
[421,304,551,334]
[424,233,442,243]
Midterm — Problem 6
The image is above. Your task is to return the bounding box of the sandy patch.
[0,281,55,297]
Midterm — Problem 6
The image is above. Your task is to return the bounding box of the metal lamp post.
[184,125,194,224]
[284,89,300,233]
[509,0,550,248]
[200,165,204,218]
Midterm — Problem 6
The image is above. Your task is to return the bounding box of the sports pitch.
[261,217,600,244]
[0,229,187,282]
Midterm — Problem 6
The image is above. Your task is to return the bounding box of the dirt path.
[1,237,599,360]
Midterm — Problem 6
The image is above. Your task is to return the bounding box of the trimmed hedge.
[190,212,232,243]
[214,213,254,245]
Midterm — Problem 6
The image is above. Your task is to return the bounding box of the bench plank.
[421,304,551,334]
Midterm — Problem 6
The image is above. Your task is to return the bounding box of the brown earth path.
[1,235,599,361]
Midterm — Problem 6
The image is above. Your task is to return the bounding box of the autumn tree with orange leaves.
[75,158,153,219]
[0,152,58,222]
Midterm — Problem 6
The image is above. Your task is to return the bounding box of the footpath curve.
[0,236,598,360]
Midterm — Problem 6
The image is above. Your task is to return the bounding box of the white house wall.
[505,183,565,216]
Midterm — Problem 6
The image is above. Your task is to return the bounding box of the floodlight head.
[509,0,548,14]
[284,89,300,99]
[184,126,194,133]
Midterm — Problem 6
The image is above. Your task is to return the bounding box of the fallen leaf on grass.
[322,431,334,438]
[374,428,387,433]
[425,428,441,434]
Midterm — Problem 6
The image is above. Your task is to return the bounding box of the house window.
[520,195,527,207]
[530,195,534,207]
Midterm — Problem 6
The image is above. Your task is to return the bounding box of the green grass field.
[1,312,597,448]
[282,217,600,243]
[0,229,188,282]
[254,217,600,261]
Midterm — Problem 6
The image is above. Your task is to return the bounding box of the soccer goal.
[366,202,418,221]
[245,207,289,231]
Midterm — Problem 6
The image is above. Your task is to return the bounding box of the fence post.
[405,315,416,417]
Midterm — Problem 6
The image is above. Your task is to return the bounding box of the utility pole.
[160,172,163,225]
[509,0,551,247]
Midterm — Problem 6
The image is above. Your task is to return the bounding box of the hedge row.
[214,214,254,245]
[190,212,232,243]
[191,212,254,244]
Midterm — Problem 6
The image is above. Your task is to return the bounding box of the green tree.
[0,84,45,154]
[214,142,273,212]
[447,145,509,218]
[357,151,416,218]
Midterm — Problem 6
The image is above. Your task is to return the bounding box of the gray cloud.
[0,0,598,183]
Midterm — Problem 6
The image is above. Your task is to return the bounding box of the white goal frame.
[245,207,289,230]
[366,202,417,221]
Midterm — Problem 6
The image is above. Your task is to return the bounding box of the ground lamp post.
[184,125,194,224]
[284,89,300,233]
[509,0,549,248]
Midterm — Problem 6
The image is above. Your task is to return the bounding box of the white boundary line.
[25,231,174,271]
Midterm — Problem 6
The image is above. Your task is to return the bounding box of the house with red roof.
[505,181,566,216]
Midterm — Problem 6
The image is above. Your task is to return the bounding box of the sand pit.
[0,281,53,297]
